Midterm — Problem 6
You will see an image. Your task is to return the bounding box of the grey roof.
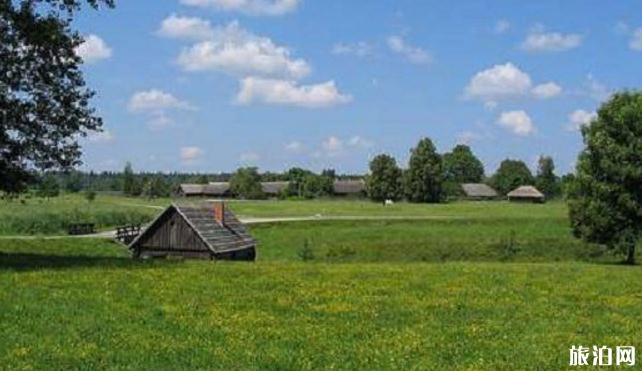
[179,183,230,196]
[507,185,545,199]
[461,183,498,198]
[261,181,289,195]
[333,179,366,194]
[129,202,255,254]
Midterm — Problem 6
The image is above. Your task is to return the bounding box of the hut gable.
[461,183,499,199]
[507,185,545,203]
[129,202,256,260]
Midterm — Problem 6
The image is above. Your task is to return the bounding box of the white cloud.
[239,151,260,163]
[387,35,432,64]
[285,141,304,152]
[464,63,532,102]
[158,14,214,40]
[567,109,596,131]
[87,129,114,143]
[583,74,611,102]
[236,77,351,108]
[630,27,642,51]
[177,21,310,79]
[497,110,535,136]
[531,82,562,99]
[180,0,300,16]
[494,20,510,34]
[332,42,374,57]
[521,31,582,52]
[128,89,194,113]
[321,136,343,155]
[347,136,374,149]
[75,34,112,63]
[180,146,204,163]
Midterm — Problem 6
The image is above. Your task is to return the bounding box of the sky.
[73,0,642,175]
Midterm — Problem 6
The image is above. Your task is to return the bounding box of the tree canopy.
[366,154,403,202]
[230,167,264,199]
[404,138,443,203]
[491,159,534,195]
[535,155,560,198]
[568,91,642,264]
[0,0,113,193]
[443,144,485,184]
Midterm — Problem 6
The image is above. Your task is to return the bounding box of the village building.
[461,183,499,200]
[176,182,231,198]
[507,185,545,203]
[128,202,256,260]
[261,181,290,197]
[333,179,366,197]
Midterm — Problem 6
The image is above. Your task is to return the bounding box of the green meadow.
[1,195,640,369]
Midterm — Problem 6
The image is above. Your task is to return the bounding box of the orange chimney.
[213,202,225,225]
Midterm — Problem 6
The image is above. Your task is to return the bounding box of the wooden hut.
[333,179,366,197]
[507,185,545,203]
[461,183,499,200]
[128,202,256,260]
[261,181,290,197]
[176,182,230,197]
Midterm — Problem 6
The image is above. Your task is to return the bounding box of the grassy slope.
[1,239,641,369]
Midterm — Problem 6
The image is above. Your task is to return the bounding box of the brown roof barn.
[507,185,545,203]
[129,202,256,260]
[333,179,366,196]
[261,181,290,196]
[177,182,231,197]
[461,183,499,200]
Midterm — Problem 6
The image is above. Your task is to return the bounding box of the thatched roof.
[461,183,498,198]
[179,182,230,196]
[261,181,289,195]
[333,179,366,194]
[507,185,544,199]
[129,202,255,254]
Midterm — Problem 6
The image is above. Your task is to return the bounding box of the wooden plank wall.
[137,209,209,252]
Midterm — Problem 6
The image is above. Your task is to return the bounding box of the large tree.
[535,155,560,198]
[568,91,642,264]
[490,159,534,195]
[230,167,264,199]
[1,0,112,193]
[443,144,485,183]
[367,154,403,202]
[404,138,444,203]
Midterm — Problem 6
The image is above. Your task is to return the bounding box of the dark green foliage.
[366,154,403,202]
[568,91,642,264]
[230,167,265,199]
[63,171,83,193]
[443,145,484,183]
[490,159,534,195]
[404,138,444,203]
[84,189,96,202]
[36,173,60,198]
[285,167,314,197]
[297,239,315,261]
[141,176,169,199]
[196,175,209,184]
[122,162,136,196]
[0,0,113,194]
[535,156,560,198]
[301,174,332,199]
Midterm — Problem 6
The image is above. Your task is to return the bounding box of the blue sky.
[73,0,642,175]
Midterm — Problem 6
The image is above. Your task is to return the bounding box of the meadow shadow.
[0,252,176,271]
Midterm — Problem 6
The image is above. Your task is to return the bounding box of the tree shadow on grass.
[0,252,180,271]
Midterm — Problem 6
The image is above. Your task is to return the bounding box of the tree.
[1,1,113,194]
[404,138,444,203]
[286,167,313,197]
[367,154,403,202]
[443,145,485,183]
[64,171,83,193]
[568,91,642,264]
[196,174,209,184]
[36,173,60,198]
[230,167,264,199]
[301,174,325,199]
[490,159,534,195]
[535,155,560,198]
[122,162,136,196]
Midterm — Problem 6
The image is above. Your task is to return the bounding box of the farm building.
[177,182,230,197]
[129,202,256,260]
[261,181,290,197]
[461,183,499,200]
[333,179,366,196]
[507,185,545,203]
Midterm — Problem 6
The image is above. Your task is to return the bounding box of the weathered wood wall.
[136,209,210,254]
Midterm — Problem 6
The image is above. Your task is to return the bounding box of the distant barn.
[261,181,290,197]
[177,183,230,198]
[507,185,545,203]
[129,202,256,260]
[461,183,499,200]
[333,179,366,196]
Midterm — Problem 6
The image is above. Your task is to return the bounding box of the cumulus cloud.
[387,35,432,64]
[332,42,374,57]
[75,34,112,63]
[236,77,351,108]
[347,136,374,149]
[158,14,214,40]
[630,27,642,51]
[464,63,532,102]
[531,82,562,99]
[567,109,596,131]
[180,146,204,163]
[494,20,510,34]
[128,89,195,112]
[497,110,535,136]
[180,0,300,16]
[177,21,310,79]
[521,31,582,52]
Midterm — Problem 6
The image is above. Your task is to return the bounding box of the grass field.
[1,196,640,369]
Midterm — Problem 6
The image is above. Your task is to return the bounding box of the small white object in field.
[384,199,394,205]
[314,214,322,218]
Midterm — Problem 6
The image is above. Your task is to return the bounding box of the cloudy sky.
[75,0,642,174]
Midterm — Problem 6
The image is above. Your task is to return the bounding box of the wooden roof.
[261,181,289,195]
[507,185,544,199]
[333,179,366,194]
[179,183,230,196]
[129,202,255,254]
[461,183,498,198]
